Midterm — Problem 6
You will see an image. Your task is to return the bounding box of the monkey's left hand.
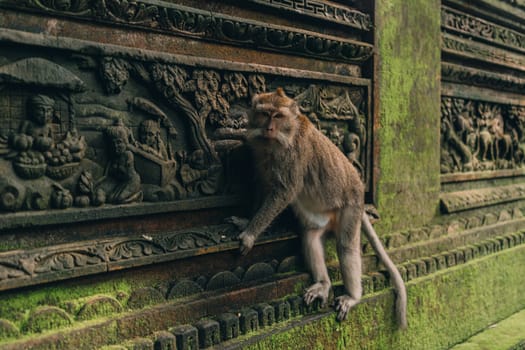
[238,231,255,255]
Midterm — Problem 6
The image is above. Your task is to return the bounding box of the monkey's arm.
[239,184,299,255]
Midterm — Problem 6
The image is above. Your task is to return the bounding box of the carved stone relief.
[242,0,373,31]
[442,6,525,53]
[0,0,374,64]
[0,40,371,217]
[440,96,525,174]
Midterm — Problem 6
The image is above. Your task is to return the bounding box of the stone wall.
[0,1,523,349]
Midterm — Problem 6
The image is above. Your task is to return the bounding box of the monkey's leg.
[335,209,362,321]
[303,227,331,306]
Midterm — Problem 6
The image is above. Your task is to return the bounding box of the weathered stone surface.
[243,262,274,282]
[169,325,197,350]
[253,303,275,328]
[0,319,19,339]
[195,319,220,348]
[238,308,259,334]
[166,280,203,300]
[127,288,165,310]
[153,331,176,350]
[276,256,299,273]
[23,306,73,333]
[124,337,154,350]
[76,295,123,321]
[206,271,241,290]
[216,313,239,341]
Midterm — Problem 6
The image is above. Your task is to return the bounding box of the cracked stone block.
[169,325,197,350]
[195,319,220,348]
[216,313,239,341]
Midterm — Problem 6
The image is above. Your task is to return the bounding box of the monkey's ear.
[276,87,286,97]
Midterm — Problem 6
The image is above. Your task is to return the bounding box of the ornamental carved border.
[441,6,525,53]
[241,0,373,31]
[0,29,372,228]
[442,33,525,71]
[441,63,525,93]
[0,223,295,291]
[0,0,374,64]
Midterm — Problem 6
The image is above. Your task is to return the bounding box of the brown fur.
[239,88,407,328]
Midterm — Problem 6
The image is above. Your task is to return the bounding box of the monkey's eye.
[273,113,284,119]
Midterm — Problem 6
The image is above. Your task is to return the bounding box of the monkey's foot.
[335,295,360,321]
[225,216,250,231]
[304,282,330,306]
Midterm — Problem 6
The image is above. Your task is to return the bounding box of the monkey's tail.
[362,212,408,329]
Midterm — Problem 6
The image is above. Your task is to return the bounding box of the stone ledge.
[2,229,525,349]
[440,184,525,214]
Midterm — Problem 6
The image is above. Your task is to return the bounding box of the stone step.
[97,230,525,350]
[2,226,524,349]
[449,308,525,350]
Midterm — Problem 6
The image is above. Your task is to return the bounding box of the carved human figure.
[96,120,142,204]
[138,119,169,160]
[11,94,55,152]
[327,125,344,150]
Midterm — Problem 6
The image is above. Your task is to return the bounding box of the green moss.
[451,309,525,350]
[0,278,134,330]
[23,306,73,333]
[243,244,525,350]
[375,0,441,233]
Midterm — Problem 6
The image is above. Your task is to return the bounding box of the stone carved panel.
[440,96,525,174]
[0,0,374,64]
[0,36,371,220]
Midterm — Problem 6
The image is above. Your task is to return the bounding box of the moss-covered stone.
[23,306,73,333]
[375,0,441,233]
[241,245,525,349]
[76,295,123,321]
[0,319,19,339]
[126,288,165,310]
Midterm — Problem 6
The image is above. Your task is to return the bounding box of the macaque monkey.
[238,88,407,328]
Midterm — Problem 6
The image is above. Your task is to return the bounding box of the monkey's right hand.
[238,231,256,255]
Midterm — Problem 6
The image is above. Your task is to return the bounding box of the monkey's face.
[248,89,299,146]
